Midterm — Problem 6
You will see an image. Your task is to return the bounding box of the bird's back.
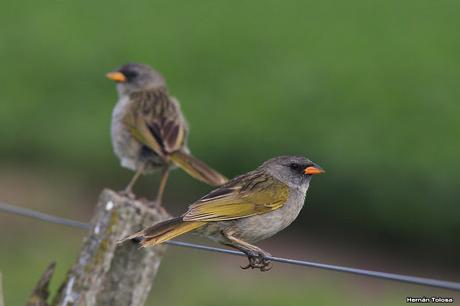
[111,88,188,172]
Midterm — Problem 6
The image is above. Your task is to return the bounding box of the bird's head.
[262,155,325,190]
[106,63,166,95]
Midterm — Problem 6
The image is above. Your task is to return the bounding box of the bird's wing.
[123,91,187,157]
[182,170,289,221]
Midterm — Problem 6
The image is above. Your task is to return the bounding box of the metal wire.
[0,202,88,230]
[1,201,459,291]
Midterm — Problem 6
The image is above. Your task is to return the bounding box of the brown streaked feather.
[126,113,164,157]
[182,170,289,222]
[122,89,187,156]
[121,89,227,186]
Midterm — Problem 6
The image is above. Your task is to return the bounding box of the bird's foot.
[118,189,136,200]
[241,253,272,272]
[150,198,162,209]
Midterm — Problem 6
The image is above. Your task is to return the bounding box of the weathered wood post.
[51,189,170,306]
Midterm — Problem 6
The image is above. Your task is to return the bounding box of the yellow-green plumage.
[121,155,324,271]
[183,171,289,221]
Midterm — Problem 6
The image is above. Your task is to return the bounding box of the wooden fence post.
[51,189,170,306]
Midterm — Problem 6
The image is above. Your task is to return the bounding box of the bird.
[120,155,325,271]
[106,63,227,206]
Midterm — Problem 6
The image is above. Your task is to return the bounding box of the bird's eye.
[122,70,138,80]
[289,163,300,170]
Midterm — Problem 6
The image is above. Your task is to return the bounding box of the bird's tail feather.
[170,150,228,186]
[120,217,206,247]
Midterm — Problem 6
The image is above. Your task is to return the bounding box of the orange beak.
[106,71,127,82]
[304,166,325,175]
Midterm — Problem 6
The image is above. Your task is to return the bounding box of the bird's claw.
[151,199,162,209]
[241,254,272,272]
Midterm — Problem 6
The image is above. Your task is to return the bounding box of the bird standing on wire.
[2,203,460,289]
[107,63,227,206]
[121,155,325,271]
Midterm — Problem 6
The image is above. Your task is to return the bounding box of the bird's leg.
[154,162,170,207]
[121,166,144,199]
[223,231,272,272]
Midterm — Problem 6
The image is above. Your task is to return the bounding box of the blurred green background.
[1,0,459,305]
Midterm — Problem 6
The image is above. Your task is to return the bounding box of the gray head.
[106,63,166,95]
[261,156,325,191]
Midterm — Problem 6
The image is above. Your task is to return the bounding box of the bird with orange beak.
[106,63,227,206]
[121,155,325,271]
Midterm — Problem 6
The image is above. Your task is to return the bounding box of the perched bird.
[121,156,324,271]
[106,63,227,205]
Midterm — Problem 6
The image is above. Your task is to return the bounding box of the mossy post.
[52,189,170,306]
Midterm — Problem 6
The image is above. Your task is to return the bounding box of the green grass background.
[0,0,459,305]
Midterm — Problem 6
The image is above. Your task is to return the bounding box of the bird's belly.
[111,120,141,171]
[234,207,301,243]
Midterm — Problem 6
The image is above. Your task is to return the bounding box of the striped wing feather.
[183,170,289,221]
[123,90,187,156]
